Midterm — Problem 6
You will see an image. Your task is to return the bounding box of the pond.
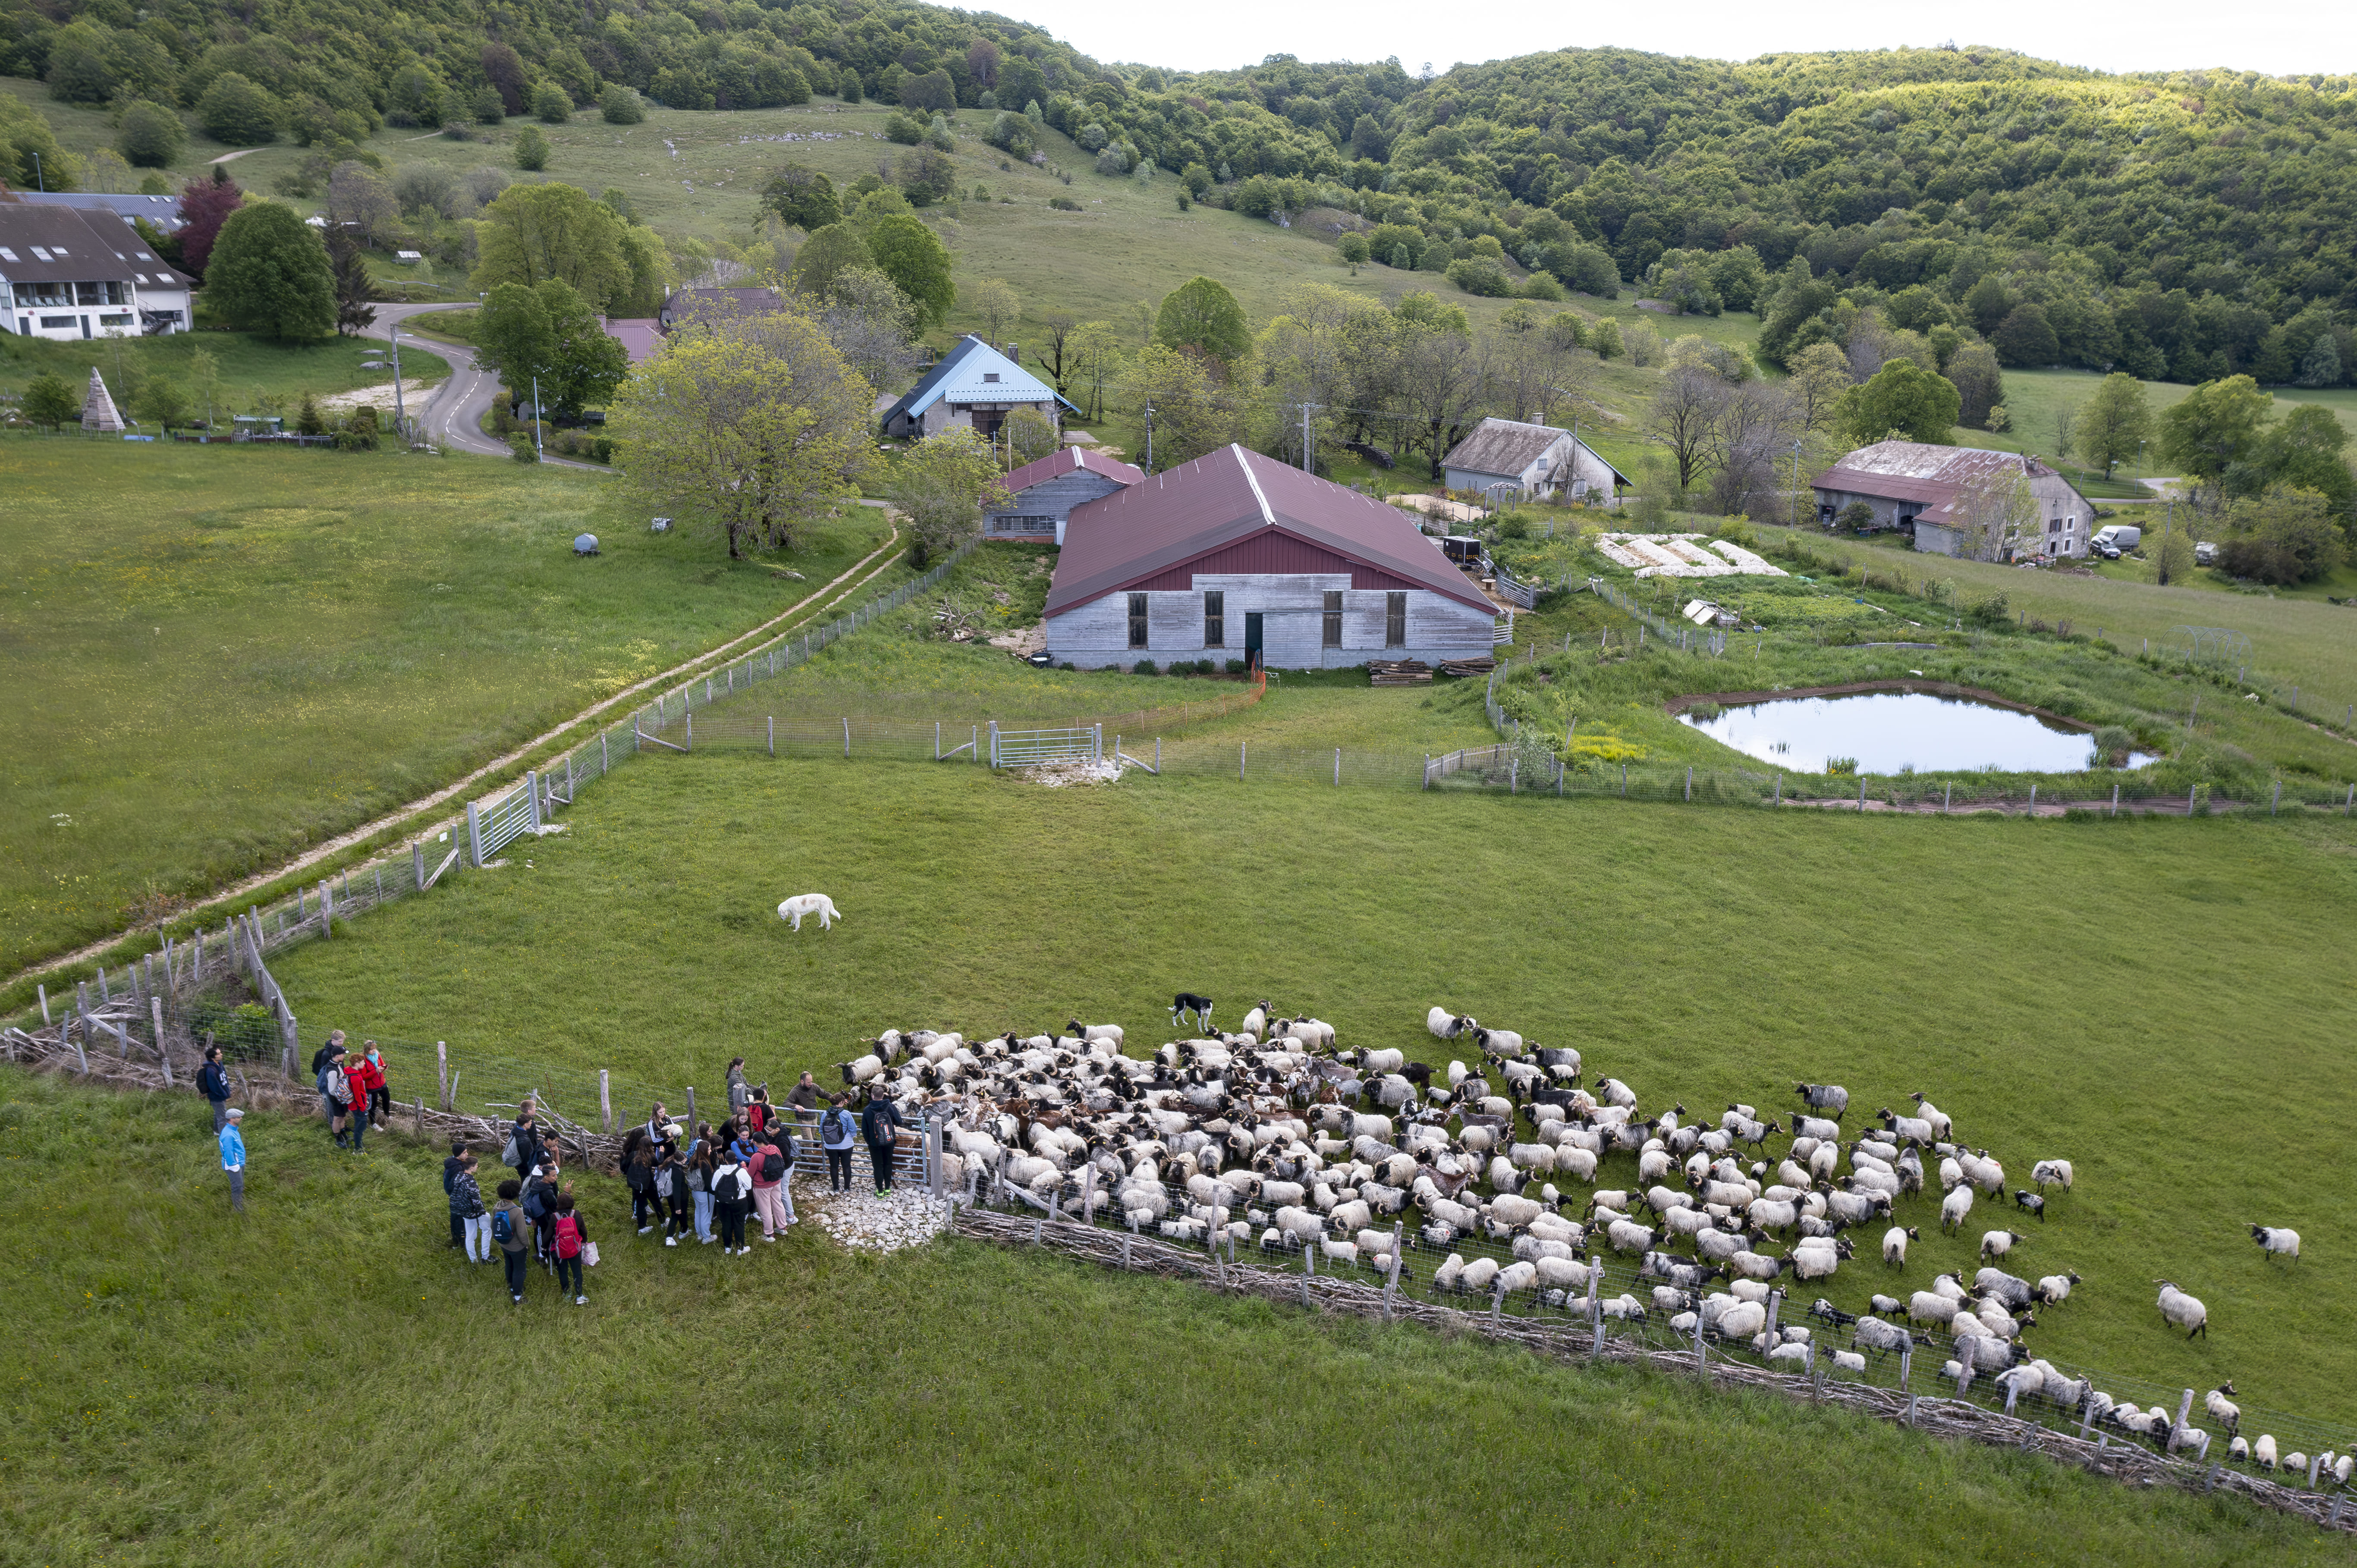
[1677,691,2157,775]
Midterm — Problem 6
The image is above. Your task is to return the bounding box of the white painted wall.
[1045,572,1493,669]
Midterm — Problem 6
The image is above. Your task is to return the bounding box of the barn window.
[1322,591,1343,648]
[1203,590,1224,647]
[1385,591,1406,647]
[1128,592,1148,648]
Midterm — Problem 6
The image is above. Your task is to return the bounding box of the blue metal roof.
[885,335,1077,423]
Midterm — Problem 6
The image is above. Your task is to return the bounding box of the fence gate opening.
[989,724,1102,768]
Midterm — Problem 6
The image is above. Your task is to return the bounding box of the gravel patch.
[808,1188,957,1254]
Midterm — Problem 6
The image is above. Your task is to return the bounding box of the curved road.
[358,302,603,469]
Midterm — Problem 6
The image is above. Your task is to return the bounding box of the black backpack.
[760,1148,786,1181]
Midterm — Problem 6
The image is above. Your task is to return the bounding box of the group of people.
[433,1056,914,1306]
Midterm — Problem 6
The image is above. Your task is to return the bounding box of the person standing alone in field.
[861,1086,905,1194]
[219,1107,246,1213]
[198,1043,233,1132]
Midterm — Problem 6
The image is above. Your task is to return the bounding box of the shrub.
[1048,196,1080,211]
[884,113,924,145]
[599,85,643,125]
[1967,591,2011,626]
[472,85,506,125]
[513,125,549,172]
[1131,658,1157,675]
[533,83,573,123]
[1835,500,1874,531]
[1517,274,1565,302]
[1496,513,1528,540]
[118,100,185,168]
[1825,756,1858,776]
[198,72,280,145]
[509,433,539,462]
[1225,658,1247,674]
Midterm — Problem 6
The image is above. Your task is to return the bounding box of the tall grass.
[0,1067,2340,1566]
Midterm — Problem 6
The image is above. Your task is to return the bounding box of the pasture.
[0,441,891,975]
[0,327,450,420]
[269,747,2357,1422]
[0,1067,2346,1568]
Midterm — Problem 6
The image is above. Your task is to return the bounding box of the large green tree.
[1835,359,1960,447]
[472,182,652,314]
[888,425,1010,566]
[474,279,630,418]
[2251,404,2354,520]
[116,101,184,168]
[197,72,279,145]
[2074,373,2151,478]
[1153,276,1249,368]
[861,214,954,330]
[2157,375,2272,489]
[790,224,873,300]
[761,163,841,231]
[204,202,335,339]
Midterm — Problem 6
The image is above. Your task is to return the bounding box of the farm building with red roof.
[1043,445,1499,669]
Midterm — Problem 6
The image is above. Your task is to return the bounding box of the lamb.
[2155,1279,2209,1339]
[1426,1007,1474,1040]
[1939,1185,1974,1234]
[1882,1225,1920,1266]
[2249,1224,2301,1262]
[2205,1382,2240,1436]
[2013,1191,2046,1222]
[1319,1238,1360,1267]
[776,893,844,930]
[1795,1082,1849,1119]
[2033,1271,2082,1306]
[2030,1159,2074,1192]
[1832,1349,1868,1375]
[1980,1229,2026,1262]
[1536,1046,1582,1082]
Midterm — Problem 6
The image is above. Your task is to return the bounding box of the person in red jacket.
[358,1041,392,1130]
[345,1045,387,1135]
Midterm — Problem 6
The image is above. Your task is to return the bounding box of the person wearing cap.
[198,1043,233,1132]
[219,1108,247,1213]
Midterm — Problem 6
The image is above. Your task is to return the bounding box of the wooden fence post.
[152,997,171,1085]
[599,1069,612,1132]
[685,1086,696,1131]
[437,1041,450,1112]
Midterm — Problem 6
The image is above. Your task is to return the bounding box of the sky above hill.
[1008,0,2344,79]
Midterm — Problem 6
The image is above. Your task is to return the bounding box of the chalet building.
[880,334,1075,441]
[985,446,1144,543]
[0,190,186,231]
[0,204,193,340]
[1043,444,1498,670]
[1812,440,2094,561]
[1442,416,1627,501]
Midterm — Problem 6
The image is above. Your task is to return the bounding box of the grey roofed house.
[879,333,1077,441]
[1441,416,1628,501]
[0,190,186,231]
[1810,439,2094,560]
[0,204,196,340]
[985,445,1143,544]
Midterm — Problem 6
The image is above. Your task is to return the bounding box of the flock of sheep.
[835,1000,2335,1480]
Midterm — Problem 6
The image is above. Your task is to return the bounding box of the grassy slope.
[1755,522,2357,722]
[271,753,2357,1420]
[0,441,889,971]
[0,1067,2341,1568]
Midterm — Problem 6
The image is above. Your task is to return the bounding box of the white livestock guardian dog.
[777,894,844,931]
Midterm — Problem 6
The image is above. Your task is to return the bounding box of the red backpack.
[553,1213,582,1260]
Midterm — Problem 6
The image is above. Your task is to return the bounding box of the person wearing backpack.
[506,1100,544,1175]
[710,1155,750,1255]
[550,1192,591,1305]
[491,1180,530,1303]
[441,1140,469,1249]
[820,1095,858,1193]
[523,1157,562,1272]
[451,1152,490,1263]
[661,1142,694,1245]
[860,1087,906,1194]
[198,1044,234,1133]
[749,1129,792,1242]
[625,1142,658,1235]
[319,1047,356,1150]
[310,1030,347,1080]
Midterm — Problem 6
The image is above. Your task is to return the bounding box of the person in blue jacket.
[220,1108,247,1214]
[820,1095,858,1193]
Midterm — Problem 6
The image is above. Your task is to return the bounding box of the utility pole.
[1143,402,1154,474]
[530,374,544,462]
[30,151,42,192]
[389,322,405,447]
[1791,438,1803,527]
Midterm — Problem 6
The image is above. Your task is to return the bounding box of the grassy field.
[0,440,891,974]
[0,327,449,421]
[265,748,2357,1422]
[1974,368,2357,481]
[1754,522,2357,727]
[5,1068,2340,1567]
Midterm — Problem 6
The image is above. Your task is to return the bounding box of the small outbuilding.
[880,334,1076,442]
[1441,416,1626,502]
[1043,444,1499,670]
[985,446,1143,544]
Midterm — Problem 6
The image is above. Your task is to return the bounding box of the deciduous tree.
[2075,373,2150,478]
[761,163,840,231]
[862,214,954,328]
[472,181,638,312]
[204,201,335,339]
[889,425,1009,565]
[968,279,1022,346]
[1153,276,1249,368]
[1836,358,1960,447]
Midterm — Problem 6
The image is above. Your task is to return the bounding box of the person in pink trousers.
[748,1127,796,1241]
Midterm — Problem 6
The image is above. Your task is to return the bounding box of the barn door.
[1244,613,1263,669]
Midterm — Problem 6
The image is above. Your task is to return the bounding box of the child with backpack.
[750,1129,794,1241]
[523,1157,562,1271]
[451,1152,490,1263]
[318,1047,355,1149]
[625,1143,659,1235]
[492,1179,530,1303]
[820,1095,858,1193]
[550,1192,591,1305]
[710,1154,750,1255]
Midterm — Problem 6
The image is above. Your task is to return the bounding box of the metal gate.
[989,723,1102,768]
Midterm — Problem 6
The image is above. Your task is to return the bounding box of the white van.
[2091,524,2141,552]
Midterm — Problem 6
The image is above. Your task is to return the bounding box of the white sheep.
[1980,1229,2026,1262]
[1907,1291,1962,1327]
[2249,1224,2301,1262]
[1882,1225,1918,1266]
[2034,1271,2081,1305]
[1426,1007,1472,1039]
[1496,1260,1538,1295]
[2254,1433,2278,1471]
[1487,1193,1544,1230]
[1606,1218,1657,1254]
[1460,1256,1501,1294]
[2156,1279,2209,1339]
[1432,1253,1466,1292]
[2205,1383,2240,1436]
[2030,1159,2074,1192]
[1360,1047,1405,1076]
[1600,1293,1647,1323]
[1939,1186,1974,1234]
[1832,1349,1868,1375]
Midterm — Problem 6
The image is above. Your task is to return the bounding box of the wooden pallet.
[1438,657,1497,677]
[1366,660,1433,686]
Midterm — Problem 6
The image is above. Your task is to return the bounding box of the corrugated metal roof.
[0,205,192,287]
[1812,440,2085,522]
[883,334,1077,421]
[1044,445,1495,616]
[1001,445,1144,495]
[1442,417,1564,477]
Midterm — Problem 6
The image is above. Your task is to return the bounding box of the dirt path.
[9,518,905,988]
[207,148,255,164]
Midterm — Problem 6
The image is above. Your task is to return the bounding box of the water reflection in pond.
[1678,691,2157,775]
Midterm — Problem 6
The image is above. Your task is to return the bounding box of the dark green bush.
[1131,658,1157,675]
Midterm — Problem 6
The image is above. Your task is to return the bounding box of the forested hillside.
[2,0,2353,390]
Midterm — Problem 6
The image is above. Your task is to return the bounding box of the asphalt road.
[357,302,603,469]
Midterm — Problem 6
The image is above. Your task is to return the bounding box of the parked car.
[2095,542,2122,560]
[2091,523,2142,553]
[2195,540,2219,566]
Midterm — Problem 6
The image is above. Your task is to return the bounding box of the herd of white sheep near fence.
[833,1001,2338,1481]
